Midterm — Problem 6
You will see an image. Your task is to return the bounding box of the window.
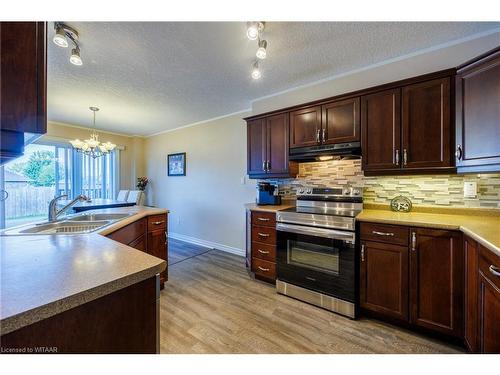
[0,142,120,229]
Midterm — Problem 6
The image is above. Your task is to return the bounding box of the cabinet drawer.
[252,242,276,262]
[252,258,276,280]
[251,211,276,227]
[479,245,500,290]
[107,218,147,245]
[360,222,409,246]
[147,214,167,232]
[251,225,276,244]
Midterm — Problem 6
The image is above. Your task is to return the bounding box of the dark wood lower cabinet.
[360,240,409,321]
[464,236,479,352]
[409,228,464,338]
[0,277,158,353]
[148,229,168,284]
[360,222,465,342]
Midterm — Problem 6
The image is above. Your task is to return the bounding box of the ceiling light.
[69,107,116,158]
[53,25,68,48]
[70,46,83,66]
[246,22,264,40]
[251,61,261,80]
[256,39,267,59]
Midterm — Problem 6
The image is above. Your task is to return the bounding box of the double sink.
[2,213,134,235]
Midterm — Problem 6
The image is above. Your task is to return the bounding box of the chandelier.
[69,107,116,158]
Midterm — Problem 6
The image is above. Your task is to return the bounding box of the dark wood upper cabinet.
[322,97,360,145]
[247,118,266,175]
[0,22,47,165]
[266,113,289,175]
[402,77,452,169]
[456,47,500,173]
[246,113,297,179]
[289,106,322,148]
[409,228,464,338]
[360,240,409,322]
[361,88,401,172]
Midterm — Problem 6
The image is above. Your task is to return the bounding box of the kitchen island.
[0,206,168,354]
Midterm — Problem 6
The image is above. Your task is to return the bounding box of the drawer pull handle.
[258,232,270,237]
[305,276,316,282]
[489,265,500,277]
[257,217,270,222]
[361,244,365,262]
[258,249,270,254]
[372,230,394,236]
[411,232,417,252]
[258,266,270,272]
[153,221,164,225]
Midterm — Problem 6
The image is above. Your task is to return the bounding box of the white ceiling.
[47,22,500,136]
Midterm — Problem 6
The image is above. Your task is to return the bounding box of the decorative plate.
[390,195,412,212]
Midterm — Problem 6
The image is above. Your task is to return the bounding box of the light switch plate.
[464,181,477,198]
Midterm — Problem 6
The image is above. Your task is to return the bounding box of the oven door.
[276,223,355,302]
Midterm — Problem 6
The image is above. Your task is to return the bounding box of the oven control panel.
[296,187,361,197]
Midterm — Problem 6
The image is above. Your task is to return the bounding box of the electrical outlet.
[463,181,477,198]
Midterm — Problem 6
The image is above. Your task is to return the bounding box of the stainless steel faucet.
[48,194,89,222]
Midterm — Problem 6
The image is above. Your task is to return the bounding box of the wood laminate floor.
[160,240,463,354]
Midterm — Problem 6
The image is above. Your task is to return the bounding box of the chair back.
[127,190,144,204]
[117,190,129,201]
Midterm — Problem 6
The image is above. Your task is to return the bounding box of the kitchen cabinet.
[360,240,409,321]
[455,47,500,173]
[361,88,401,172]
[0,22,47,165]
[360,222,464,340]
[249,211,277,283]
[289,99,360,149]
[322,97,360,145]
[402,77,452,170]
[409,228,463,338]
[464,236,479,352]
[477,244,500,353]
[362,75,454,175]
[289,106,322,148]
[107,213,168,288]
[246,113,298,179]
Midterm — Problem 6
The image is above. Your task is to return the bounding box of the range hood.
[289,142,361,162]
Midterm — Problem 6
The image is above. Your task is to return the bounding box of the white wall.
[144,113,255,255]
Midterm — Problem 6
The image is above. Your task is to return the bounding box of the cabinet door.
[402,77,452,169]
[322,97,360,144]
[360,240,409,321]
[478,245,500,353]
[464,236,479,352]
[289,106,322,148]
[129,234,147,252]
[247,118,266,175]
[361,88,401,172]
[266,113,289,175]
[456,49,500,172]
[410,229,464,338]
[0,22,46,134]
[148,229,167,284]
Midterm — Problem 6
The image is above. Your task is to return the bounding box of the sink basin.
[65,213,133,222]
[14,221,111,235]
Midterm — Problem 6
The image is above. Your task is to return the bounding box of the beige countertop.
[357,206,500,257]
[0,206,168,335]
[244,201,295,213]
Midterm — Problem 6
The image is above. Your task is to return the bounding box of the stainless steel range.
[275,186,362,318]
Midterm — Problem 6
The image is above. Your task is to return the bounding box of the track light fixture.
[251,61,261,80]
[256,39,267,60]
[246,22,265,40]
[53,22,83,66]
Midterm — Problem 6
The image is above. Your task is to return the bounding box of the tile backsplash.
[268,159,500,209]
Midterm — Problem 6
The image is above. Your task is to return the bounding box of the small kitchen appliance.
[256,182,281,206]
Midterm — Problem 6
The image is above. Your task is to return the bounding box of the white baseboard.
[168,232,245,257]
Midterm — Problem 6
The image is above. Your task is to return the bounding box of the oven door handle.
[276,223,355,243]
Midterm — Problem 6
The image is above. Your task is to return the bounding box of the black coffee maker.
[256,182,281,205]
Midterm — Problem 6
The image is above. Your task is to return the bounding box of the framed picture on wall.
[167,152,186,176]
